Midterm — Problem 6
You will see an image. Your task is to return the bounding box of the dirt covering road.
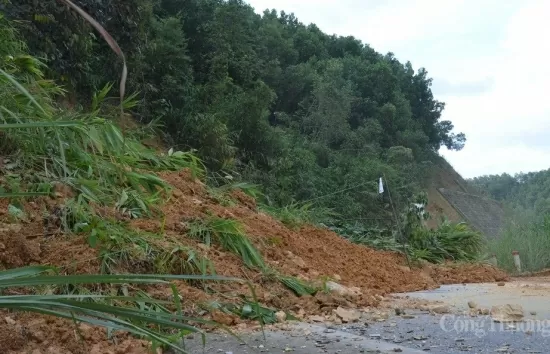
[0,169,508,353]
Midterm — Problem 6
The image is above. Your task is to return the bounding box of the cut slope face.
[0,169,508,354]
[425,157,505,239]
[438,188,505,239]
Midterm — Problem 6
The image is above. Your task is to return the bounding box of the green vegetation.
[4,0,465,232]
[408,221,484,264]
[188,217,265,269]
[471,171,550,272]
[487,211,550,273]
[0,13,254,353]
[0,267,244,353]
[0,1,490,351]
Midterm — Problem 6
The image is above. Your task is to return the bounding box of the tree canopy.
[471,170,550,216]
[3,0,466,228]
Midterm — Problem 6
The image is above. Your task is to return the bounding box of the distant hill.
[469,170,550,215]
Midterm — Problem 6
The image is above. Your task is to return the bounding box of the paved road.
[183,278,550,353]
[183,322,425,353]
[340,311,550,353]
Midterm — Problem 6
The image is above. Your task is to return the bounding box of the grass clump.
[275,275,318,297]
[408,221,484,263]
[261,201,337,229]
[83,219,216,279]
[330,223,403,252]
[188,217,265,269]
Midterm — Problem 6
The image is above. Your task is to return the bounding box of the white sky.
[245,0,550,178]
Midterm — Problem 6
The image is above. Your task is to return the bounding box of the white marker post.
[488,254,498,267]
[512,251,521,273]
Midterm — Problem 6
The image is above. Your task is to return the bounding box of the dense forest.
[2,0,466,228]
[471,170,550,215]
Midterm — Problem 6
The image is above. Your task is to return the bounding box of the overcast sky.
[246,0,550,178]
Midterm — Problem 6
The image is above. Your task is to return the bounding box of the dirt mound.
[0,169,509,353]
[424,262,508,284]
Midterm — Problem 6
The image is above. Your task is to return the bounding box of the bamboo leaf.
[58,0,127,114]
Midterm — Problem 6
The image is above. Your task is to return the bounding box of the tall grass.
[488,213,550,273]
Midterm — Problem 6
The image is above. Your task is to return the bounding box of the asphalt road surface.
[183,278,550,353]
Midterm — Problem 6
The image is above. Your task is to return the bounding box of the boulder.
[490,304,524,323]
[332,306,361,323]
[325,281,362,299]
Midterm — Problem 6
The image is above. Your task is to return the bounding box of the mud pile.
[0,169,508,353]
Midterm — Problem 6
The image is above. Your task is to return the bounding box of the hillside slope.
[0,168,507,353]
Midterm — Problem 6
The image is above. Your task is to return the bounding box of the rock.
[31,331,46,342]
[479,308,491,315]
[491,304,524,323]
[497,282,506,286]
[325,281,362,299]
[467,301,478,309]
[211,310,238,326]
[394,308,404,316]
[295,308,306,319]
[275,311,287,323]
[430,305,451,314]
[332,274,342,281]
[332,306,361,323]
[4,317,15,325]
[328,314,343,325]
[284,250,307,269]
[371,310,390,321]
[530,311,537,315]
[309,315,325,322]
[401,314,416,319]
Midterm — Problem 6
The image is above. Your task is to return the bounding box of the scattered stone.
[371,311,390,321]
[4,317,15,325]
[333,274,342,281]
[283,250,307,269]
[497,282,506,286]
[491,304,524,323]
[468,309,479,317]
[275,311,287,323]
[430,305,451,314]
[325,281,362,299]
[309,315,325,322]
[480,308,491,315]
[394,308,404,316]
[392,349,403,353]
[401,314,416,319]
[31,331,46,342]
[530,311,537,316]
[468,301,478,309]
[333,307,361,323]
[369,334,381,338]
